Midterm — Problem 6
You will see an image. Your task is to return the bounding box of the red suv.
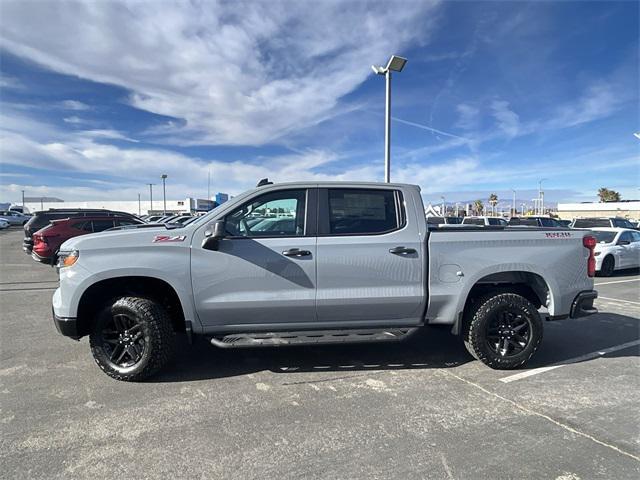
[31,216,142,264]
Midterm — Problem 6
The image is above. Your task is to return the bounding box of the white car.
[591,228,640,276]
[0,219,10,230]
[461,216,508,226]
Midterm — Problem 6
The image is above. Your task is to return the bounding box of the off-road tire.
[89,297,175,381]
[463,292,542,370]
[598,255,615,277]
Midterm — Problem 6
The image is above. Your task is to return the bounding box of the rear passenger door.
[315,188,424,325]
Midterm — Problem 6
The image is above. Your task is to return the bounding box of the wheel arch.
[76,276,186,338]
[452,270,551,335]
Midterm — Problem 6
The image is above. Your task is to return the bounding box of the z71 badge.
[153,235,186,243]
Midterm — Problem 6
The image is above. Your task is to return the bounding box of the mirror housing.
[617,240,631,246]
[202,220,226,251]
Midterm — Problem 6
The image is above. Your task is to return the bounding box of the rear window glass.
[592,231,616,243]
[328,189,400,235]
[91,220,115,232]
[462,218,484,225]
[427,217,445,225]
[573,219,610,228]
[445,217,462,224]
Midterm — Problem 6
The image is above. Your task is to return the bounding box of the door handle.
[389,246,417,255]
[282,248,312,257]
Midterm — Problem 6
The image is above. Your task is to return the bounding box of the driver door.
[191,188,318,328]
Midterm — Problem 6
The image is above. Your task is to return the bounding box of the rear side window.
[427,217,445,225]
[91,220,115,232]
[463,218,484,225]
[612,218,634,228]
[71,221,91,231]
[326,189,401,235]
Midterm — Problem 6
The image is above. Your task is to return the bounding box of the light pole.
[511,189,516,217]
[161,174,168,215]
[372,55,407,183]
[440,196,445,216]
[538,178,547,215]
[138,193,141,216]
[21,190,25,209]
[147,183,155,213]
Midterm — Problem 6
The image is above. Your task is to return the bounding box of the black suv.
[23,209,139,254]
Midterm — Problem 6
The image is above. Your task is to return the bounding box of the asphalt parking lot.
[1,228,638,479]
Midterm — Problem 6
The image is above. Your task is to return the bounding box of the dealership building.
[557,200,640,220]
[23,195,228,216]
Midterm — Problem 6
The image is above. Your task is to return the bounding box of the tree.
[488,193,498,215]
[598,188,621,202]
[474,199,484,215]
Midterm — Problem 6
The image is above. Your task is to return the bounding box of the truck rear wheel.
[463,292,542,370]
[89,297,175,381]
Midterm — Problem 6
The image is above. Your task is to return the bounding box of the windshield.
[592,231,617,244]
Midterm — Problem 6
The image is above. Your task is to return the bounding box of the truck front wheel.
[89,297,175,381]
[463,292,542,370]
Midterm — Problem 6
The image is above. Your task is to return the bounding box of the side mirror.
[202,220,226,251]
[617,240,631,246]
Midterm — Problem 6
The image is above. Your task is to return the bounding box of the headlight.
[57,250,79,268]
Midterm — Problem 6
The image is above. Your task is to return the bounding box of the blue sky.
[0,0,638,209]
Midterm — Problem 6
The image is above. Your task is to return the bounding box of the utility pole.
[21,190,25,209]
[441,196,445,216]
[538,178,547,215]
[511,189,516,216]
[161,174,168,215]
[147,183,155,213]
[138,193,141,216]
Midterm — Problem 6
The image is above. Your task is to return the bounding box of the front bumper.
[22,238,33,254]
[570,290,598,318]
[52,307,80,340]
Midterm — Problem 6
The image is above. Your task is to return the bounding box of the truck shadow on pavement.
[153,312,639,383]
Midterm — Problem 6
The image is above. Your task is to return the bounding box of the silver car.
[0,210,30,226]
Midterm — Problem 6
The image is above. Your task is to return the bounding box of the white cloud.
[0,0,440,146]
[60,100,91,111]
[455,103,480,130]
[490,99,520,138]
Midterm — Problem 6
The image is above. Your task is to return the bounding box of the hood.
[59,224,175,251]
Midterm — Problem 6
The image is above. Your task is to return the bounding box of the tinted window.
[592,231,616,243]
[327,189,399,235]
[117,219,140,227]
[631,232,640,242]
[539,218,562,227]
[612,218,635,228]
[488,218,507,226]
[619,231,634,244]
[226,189,306,237]
[463,218,484,225]
[91,220,115,232]
[427,217,445,225]
[446,217,462,224]
[573,219,610,228]
[71,221,91,231]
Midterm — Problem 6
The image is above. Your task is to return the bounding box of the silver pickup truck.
[52,181,598,381]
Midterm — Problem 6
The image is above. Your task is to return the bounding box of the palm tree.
[488,193,498,215]
[598,188,621,202]
[474,199,484,215]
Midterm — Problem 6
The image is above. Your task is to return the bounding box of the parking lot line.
[499,339,640,384]
[598,296,640,306]
[594,278,640,286]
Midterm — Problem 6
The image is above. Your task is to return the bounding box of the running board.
[209,328,418,349]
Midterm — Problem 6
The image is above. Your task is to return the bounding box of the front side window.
[327,189,400,235]
[619,231,634,244]
[613,218,634,228]
[225,189,306,237]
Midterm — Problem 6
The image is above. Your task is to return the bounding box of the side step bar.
[210,328,418,349]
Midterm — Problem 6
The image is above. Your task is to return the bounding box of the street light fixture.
[372,55,407,183]
[161,174,168,215]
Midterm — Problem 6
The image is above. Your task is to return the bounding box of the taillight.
[583,235,596,277]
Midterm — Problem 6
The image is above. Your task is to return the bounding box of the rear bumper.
[31,250,54,265]
[52,307,80,340]
[570,290,598,318]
